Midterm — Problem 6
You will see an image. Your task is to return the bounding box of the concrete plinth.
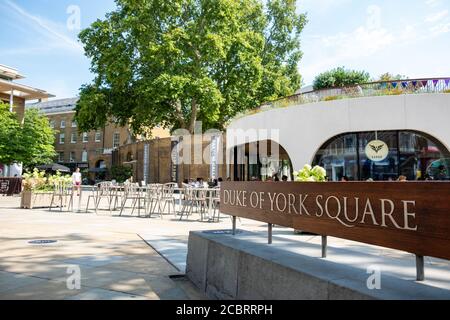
[186,230,450,300]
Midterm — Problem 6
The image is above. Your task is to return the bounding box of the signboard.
[0,180,10,193]
[0,178,22,195]
[171,139,179,183]
[220,182,450,260]
[210,135,220,179]
[365,140,389,162]
[143,143,149,184]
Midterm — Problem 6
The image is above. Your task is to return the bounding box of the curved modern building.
[226,79,450,182]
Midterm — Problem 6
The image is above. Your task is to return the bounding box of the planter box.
[20,191,61,209]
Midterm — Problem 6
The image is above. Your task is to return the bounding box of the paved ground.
[1,194,449,300]
[0,195,247,300]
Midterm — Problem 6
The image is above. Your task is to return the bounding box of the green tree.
[21,108,57,168]
[378,72,407,82]
[110,165,132,183]
[75,0,307,134]
[313,67,371,90]
[0,103,22,165]
[0,103,56,168]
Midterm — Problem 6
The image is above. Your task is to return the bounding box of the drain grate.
[28,240,58,245]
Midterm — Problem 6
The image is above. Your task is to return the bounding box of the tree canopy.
[75,0,307,134]
[378,72,407,81]
[313,67,371,90]
[0,103,56,168]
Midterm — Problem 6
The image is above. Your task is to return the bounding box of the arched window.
[313,130,450,181]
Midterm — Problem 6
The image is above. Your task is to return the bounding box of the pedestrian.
[72,168,82,196]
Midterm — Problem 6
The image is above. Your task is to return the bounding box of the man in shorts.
[72,168,82,196]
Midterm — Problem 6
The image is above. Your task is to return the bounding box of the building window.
[95,132,101,142]
[60,120,66,128]
[82,132,89,143]
[82,150,88,163]
[50,120,55,128]
[71,132,77,144]
[312,130,450,181]
[70,151,76,163]
[59,133,65,144]
[71,120,77,127]
[113,133,120,148]
[58,152,64,162]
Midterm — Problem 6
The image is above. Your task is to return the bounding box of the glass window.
[313,133,358,181]
[82,150,88,163]
[59,133,65,144]
[358,131,398,181]
[113,133,120,148]
[82,132,89,143]
[70,152,76,163]
[95,132,101,142]
[71,132,77,144]
[313,130,450,181]
[50,120,55,128]
[60,120,66,128]
[58,152,64,162]
[72,120,77,127]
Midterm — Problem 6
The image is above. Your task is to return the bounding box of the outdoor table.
[177,187,218,222]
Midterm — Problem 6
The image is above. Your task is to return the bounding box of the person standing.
[72,168,82,196]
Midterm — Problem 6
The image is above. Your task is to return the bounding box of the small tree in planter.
[293,165,327,234]
[21,169,72,209]
[293,164,327,182]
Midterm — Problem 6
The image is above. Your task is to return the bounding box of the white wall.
[226,94,450,170]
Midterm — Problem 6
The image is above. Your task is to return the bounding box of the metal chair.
[94,182,113,214]
[179,186,196,220]
[119,183,145,216]
[85,184,100,213]
[145,184,163,218]
[159,183,177,216]
[49,181,72,212]
[211,187,221,222]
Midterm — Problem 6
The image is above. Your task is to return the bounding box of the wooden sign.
[220,182,450,260]
[0,178,22,196]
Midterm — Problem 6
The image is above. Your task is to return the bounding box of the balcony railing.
[232,77,450,122]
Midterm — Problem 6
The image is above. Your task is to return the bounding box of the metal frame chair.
[49,181,72,212]
[119,183,145,217]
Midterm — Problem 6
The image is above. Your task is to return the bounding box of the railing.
[232,77,450,122]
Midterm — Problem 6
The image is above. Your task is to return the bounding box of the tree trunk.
[189,98,198,134]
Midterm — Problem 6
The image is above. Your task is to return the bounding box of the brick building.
[28,98,170,181]
[0,64,53,177]
[113,134,228,185]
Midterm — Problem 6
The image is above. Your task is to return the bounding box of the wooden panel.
[220,182,450,260]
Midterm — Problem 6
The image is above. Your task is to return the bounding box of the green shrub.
[110,165,132,183]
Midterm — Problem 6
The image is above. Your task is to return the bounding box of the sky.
[0,0,449,99]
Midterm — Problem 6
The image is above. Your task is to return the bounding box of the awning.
[37,163,71,173]
[0,78,54,100]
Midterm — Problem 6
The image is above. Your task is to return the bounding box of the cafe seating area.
[51,181,223,223]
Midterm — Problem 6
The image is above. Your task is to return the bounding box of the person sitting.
[397,175,407,182]
[282,175,288,182]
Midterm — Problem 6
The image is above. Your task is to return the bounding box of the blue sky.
[0,0,449,99]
